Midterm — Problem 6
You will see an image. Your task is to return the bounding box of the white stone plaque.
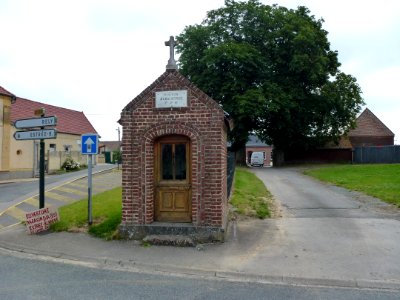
[155,90,187,108]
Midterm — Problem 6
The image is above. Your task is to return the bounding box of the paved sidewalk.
[0,166,120,229]
[1,218,400,291]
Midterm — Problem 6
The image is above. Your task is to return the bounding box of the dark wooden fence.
[284,148,352,164]
[227,151,236,197]
[353,145,400,163]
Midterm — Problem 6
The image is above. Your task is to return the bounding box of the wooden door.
[154,135,191,222]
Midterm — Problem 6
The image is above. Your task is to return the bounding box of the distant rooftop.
[348,108,394,137]
[11,97,97,136]
[0,86,16,100]
[246,134,270,147]
[99,141,120,151]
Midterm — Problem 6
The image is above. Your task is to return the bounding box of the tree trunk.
[235,146,247,166]
[272,149,285,167]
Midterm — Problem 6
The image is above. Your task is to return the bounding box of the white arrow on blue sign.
[81,133,98,155]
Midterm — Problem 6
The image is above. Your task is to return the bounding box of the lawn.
[51,187,122,240]
[230,167,272,219]
[304,164,400,207]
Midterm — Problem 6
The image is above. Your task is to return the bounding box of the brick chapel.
[118,37,232,242]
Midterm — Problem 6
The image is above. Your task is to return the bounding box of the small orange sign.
[34,107,46,116]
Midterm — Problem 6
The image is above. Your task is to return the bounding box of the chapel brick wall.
[120,70,228,228]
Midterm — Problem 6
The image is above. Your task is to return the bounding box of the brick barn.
[348,108,395,147]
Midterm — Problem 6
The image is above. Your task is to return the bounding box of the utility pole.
[38,108,45,209]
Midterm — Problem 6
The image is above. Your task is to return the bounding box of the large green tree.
[177,0,363,161]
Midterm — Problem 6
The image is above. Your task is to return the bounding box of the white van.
[250,152,264,167]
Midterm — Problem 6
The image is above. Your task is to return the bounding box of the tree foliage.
[177,0,364,154]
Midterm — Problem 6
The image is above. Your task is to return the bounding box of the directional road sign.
[81,133,98,155]
[14,129,57,140]
[14,116,57,129]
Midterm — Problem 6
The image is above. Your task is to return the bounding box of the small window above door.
[156,135,190,183]
[160,142,187,181]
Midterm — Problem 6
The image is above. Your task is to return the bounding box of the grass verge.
[51,167,272,239]
[51,187,122,240]
[304,164,400,207]
[230,167,272,219]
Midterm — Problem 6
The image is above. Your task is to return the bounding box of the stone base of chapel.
[119,223,226,244]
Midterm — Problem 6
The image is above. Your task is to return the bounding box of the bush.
[112,150,122,164]
[61,156,80,171]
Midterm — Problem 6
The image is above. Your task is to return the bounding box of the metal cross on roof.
[165,36,178,70]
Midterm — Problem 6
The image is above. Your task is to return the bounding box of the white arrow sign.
[85,137,94,152]
[81,133,98,155]
[15,116,57,129]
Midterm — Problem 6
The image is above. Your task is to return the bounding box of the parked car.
[250,152,264,167]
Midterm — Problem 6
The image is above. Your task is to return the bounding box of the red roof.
[0,86,16,100]
[11,97,97,136]
[348,108,394,137]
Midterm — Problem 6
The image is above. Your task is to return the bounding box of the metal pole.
[88,154,93,225]
[39,109,45,209]
[39,138,45,208]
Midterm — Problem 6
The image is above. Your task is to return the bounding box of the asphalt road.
[0,251,398,300]
[252,166,400,220]
[0,164,116,212]
[1,165,399,293]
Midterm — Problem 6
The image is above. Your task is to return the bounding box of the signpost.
[81,133,99,225]
[14,129,57,140]
[15,116,57,129]
[13,109,57,209]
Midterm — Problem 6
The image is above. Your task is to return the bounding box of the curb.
[1,239,399,292]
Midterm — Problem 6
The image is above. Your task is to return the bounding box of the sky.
[0,0,399,143]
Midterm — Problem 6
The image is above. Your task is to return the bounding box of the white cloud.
[0,0,399,141]
[361,66,400,105]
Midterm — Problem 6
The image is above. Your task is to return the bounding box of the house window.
[50,144,56,152]
[64,145,72,152]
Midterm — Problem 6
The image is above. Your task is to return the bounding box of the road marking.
[57,186,87,196]
[25,198,39,206]
[68,182,86,188]
[45,191,74,203]
[0,168,119,226]
[6,207,27,221]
